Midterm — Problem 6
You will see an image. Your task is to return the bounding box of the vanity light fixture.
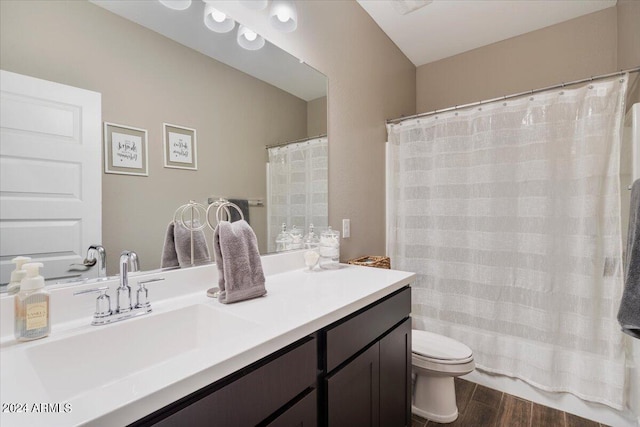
[158,0,192,11]
[237,25,265,50]
[269,0,297,32]
[204,3,235,33]
[239,0,269,10]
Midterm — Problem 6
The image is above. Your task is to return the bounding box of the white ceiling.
[356,0,617,67]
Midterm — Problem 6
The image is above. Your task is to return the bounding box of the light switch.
[342,219,350,238]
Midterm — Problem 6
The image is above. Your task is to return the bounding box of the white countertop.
[0,256,415,427]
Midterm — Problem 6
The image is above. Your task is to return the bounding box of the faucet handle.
[74,286,112,318]
[135,277,164,310]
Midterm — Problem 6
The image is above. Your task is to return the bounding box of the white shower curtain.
[387,76,629,408]
[267,137,328,252]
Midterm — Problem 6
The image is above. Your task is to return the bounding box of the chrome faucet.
[117,250,139,313]
[74,251,164,326]
[87,244,107,278]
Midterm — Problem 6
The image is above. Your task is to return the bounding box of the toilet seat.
[412,330,473,363]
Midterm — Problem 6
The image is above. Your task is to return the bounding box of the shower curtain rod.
[387,66,640,125]
[265,133,327,150]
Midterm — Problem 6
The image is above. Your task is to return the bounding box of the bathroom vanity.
[0,252,415,427]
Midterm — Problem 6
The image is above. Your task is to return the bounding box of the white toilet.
[411,329,475,423]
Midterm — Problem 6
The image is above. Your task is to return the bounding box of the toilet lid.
[412,329,473,361]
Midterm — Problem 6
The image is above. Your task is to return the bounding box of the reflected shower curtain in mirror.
[267,137,328,252]
[387,76,629,408]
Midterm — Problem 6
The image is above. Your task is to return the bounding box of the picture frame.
[163,123,197,170]
[103,122,148,176]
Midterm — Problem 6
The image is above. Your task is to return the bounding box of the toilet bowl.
[412,329,475,423]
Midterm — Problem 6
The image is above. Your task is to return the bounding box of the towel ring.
[206,201,244,229]
[216,202,244,223]
[174,201,207,231]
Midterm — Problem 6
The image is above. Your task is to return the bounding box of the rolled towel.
[161,220,211,269]
[618,179,640,339]
[213,220,266,304]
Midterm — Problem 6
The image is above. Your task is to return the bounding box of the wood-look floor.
[411,378,608,427]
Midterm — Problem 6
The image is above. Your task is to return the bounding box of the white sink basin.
[25,304,257,401]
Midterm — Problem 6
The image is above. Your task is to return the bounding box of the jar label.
[26,302,48,330]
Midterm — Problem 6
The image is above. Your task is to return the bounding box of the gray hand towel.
[213,220,266,304]
[161,220,211,268]
[618,179,640,339]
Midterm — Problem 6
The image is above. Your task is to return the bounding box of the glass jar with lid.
[319,226,340,269]
[275,223,292,252]
[289,225,303,250]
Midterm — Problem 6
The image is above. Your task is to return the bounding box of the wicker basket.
[347,256,391,269]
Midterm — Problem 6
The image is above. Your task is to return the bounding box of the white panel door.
[0,70,102,284]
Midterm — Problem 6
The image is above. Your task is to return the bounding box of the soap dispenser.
[7,256,31,295]
[14,262,50,342]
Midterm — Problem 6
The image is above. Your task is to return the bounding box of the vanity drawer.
[266,389,317,427]
[152,337,317,427]
[325,286,411,372]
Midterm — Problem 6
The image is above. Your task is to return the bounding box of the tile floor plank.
[455,378,476,415]
[495,394,531,427]
[412,415,427,427]
[471,385,503,407]
[566,412,599,427]
[531,402,565,427]
[459,400,500,426]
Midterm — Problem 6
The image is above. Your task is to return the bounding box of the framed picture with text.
[104,122,148,176]
[163,123,197,171]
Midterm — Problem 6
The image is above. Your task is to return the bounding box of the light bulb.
[237,25,264,50]
[211,10,226,23]
[158,0,191,11]
[244,30,257,41]
[276,9,290,23]
[269,1,297,32]
[204,4,235,33]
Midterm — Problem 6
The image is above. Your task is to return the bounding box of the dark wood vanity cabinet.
[144,337,317,427]
[132,286,411,427]
[323,288,412,427]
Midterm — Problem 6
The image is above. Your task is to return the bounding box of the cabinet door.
[326,344,379,427]
[380,318,411,427]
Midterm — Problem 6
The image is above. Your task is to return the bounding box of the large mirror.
[0,0,327,288]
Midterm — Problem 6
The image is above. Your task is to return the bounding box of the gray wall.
[618,0,640,105]
[416,4,640,113]
[307,96,328,138]
[0,0,312,273]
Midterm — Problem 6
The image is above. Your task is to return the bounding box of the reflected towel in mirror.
[213,220,266,304]
[228,199,250,224]
[161,220,211,268]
